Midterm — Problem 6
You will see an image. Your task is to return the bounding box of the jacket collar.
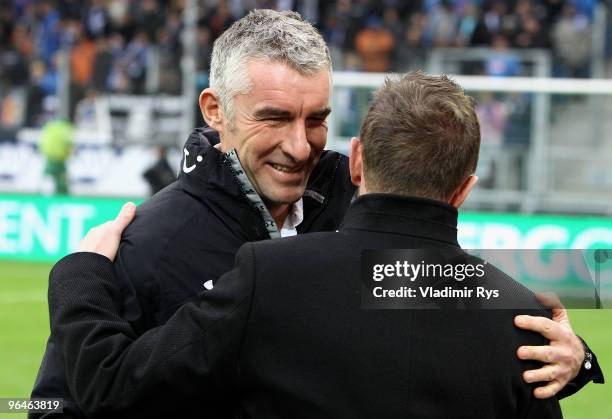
[177,127,281,237]
[177,126,243,201]
[340,193,459,246]
[177,126,352,237]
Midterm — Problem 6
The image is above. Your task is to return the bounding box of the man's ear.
[449,175,478,208]
[199,88,224,133]
[349,137,363,187]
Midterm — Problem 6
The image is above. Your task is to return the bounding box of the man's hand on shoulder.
[514,293,583,399]
[77,202,136,262]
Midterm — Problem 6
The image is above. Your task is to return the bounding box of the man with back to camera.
[30,10,603,418]
[48,72,579,418]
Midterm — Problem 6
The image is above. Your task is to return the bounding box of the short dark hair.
[359,72,480,201]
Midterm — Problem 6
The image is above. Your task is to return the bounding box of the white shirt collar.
[280,198,304,237]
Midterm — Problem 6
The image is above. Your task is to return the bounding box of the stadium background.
[0,0,611,417]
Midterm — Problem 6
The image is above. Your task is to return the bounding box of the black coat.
[30,127,355,418]
[48,194,563,418]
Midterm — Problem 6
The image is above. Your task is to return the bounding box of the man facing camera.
[47,72,595,417]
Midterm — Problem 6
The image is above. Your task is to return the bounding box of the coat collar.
[177,126,238,198]
[176,126,354,237]
[340,193,459,246]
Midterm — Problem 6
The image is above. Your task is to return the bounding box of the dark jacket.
[48,194,563,418]
[30,126,355,418]
[110,126,355,333]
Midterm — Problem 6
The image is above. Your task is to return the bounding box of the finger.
[86,221,112,238]
[517,345,559,364]
[534,292,571,325]
[77,221,111,252]
[534,292,564,310]
[523,365,560,384]
[533,380,564,399]
[514,315,563,340]
[113,202,136,233]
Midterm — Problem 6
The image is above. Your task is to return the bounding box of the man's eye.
[264,117,286,123]
[308,118,327,126]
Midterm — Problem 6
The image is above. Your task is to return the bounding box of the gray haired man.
[31,9,601,418]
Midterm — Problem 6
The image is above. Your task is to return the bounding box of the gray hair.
[209,9,332,122]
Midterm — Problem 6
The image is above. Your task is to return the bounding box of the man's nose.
[282,122,311,163]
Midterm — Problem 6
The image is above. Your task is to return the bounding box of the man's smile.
[268,162,304,174]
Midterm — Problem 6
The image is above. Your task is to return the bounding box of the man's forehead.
[246,60,331,97]
[234,61,331,116]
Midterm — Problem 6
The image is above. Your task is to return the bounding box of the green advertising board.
[1,194,612,261]
[0,194,140,263]
[0,194,611,303]
[458,212,612,304]
[458,212,612,250]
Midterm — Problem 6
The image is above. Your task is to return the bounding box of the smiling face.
[215,60,331,209]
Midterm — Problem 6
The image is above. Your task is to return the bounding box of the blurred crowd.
[325,0,602,75]
[0,0,609,130]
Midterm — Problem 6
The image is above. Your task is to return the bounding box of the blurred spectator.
[109,0,136,41]
[122,30,149,94]
[297,0,319,23]
[165,11,183,46]
[514,14,548,48]
[57,0,84,21]
[322,0,353,70]
[570,0,597,19]
[143,146,176,195]
[0,44,28,87]
[423,1,457,47]
[541,0,565,26]
[195,26,212,74]
[485,35,521,77]
[354,16,394,72]
[73,88,110,135]
[25,60,47,127]
[393,13,427,71]
[383,8,404,47]
[84,0,110,39]
[134,0,165,43]
[59,18,81,48]
[69,27,96,118]
[0,0,608,130]
[0,89,25,130]
[35,0,61,65]
[471,1,507,45]
[456,3,478,46]
[476,92,509,147]
[39,119,73,195]
[12,23,35,59]
[107,0,129,28]
[158,25,182,94]
[552,4,592,78]
[25,58,57,126]
[91,37,113,92]
[107,31,129,93]
[70,31,96,87]
[204,0,234,41]
[475,91,510,186]
[0,5,13,48]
